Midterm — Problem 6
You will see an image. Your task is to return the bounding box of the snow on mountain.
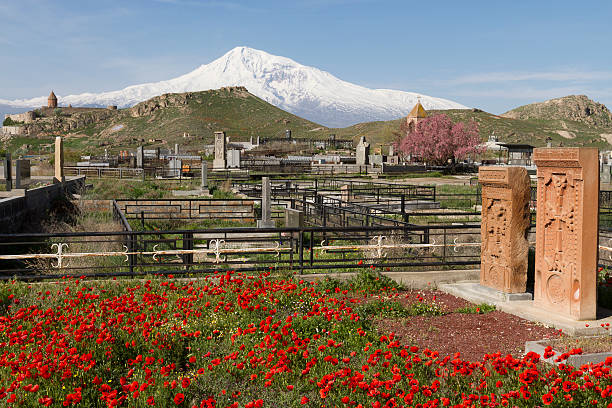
[0,47,468,128]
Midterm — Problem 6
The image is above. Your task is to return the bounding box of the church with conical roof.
[47,91,58,108]
[406,99,427,132]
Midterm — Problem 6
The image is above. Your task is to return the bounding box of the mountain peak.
[1,47,467,128]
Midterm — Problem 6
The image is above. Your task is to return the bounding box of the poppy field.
[0,270,611,407]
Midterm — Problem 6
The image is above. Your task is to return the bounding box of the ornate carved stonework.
[212,131,227,170]
[479,166,531,293]
[533,148,598,320]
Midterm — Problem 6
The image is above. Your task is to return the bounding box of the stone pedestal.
[356,136,370,166]
[54,137,65,184]
[212,131,227,170]
[257,177,275,228]
[533,148,599,320]
[479,166,531,293]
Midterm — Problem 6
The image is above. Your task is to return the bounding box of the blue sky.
[1,0,611,114]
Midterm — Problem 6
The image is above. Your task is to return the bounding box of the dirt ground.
[375,289,562,361]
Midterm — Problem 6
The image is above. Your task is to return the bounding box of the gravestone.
[368,154,384,166]
[257,177,275,228]
[213,131,227,170]
[169,158,182,177]
[285,208,304,228]
[533,147,598,320]
[201,164,208,191]
[386,155,399,165]
[601,164,611,184]
[227,149,241,169]
[340,184,350,202]
[175,143,179,155]
[356,136,370,165]
[15,159,31,189]
[1,154,11,191]
[54,136,65,183]
[136,146,144,168]
[479,166,531,293]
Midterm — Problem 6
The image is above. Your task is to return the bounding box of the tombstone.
[256,136,260,146]
[285,208,304,228]
[285,129,292,140]
[533,148,598,320]
[169,158,182,177]
[212,131,227,170]
[54,136,65,183]
[386,155,399,165]
[136,146,144,168]
[1,154,11,191]
[340,184,351,203]
[389,144,395,156]
[356,136,370,165]
[227,149,241,169]
[175,143,179,155]
[479,166,531,293]
[201,164,208,189]
[601,164,611,184]
[15,159,31,189]
[257,177,275,228]
[368,154,384,166]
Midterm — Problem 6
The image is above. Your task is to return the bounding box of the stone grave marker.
[1,154,11,191]
[136,146,144,168]
[54,137,65,183]
[479,166,531,293]
[15,159,31,189]
[533,147,598,320]
[257,177,275,228]
[201,163,208,191]
[227,149,241,169]
[356,136,370,165]
[213,131,227,170]
[285,208,304,228]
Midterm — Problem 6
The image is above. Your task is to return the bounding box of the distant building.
[406,99,427,132]
[47,91,58,108]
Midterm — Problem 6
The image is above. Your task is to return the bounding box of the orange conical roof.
[407,101,427,118]
[48,91,57,100]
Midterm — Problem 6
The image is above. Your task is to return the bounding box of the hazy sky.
[1,0,611,113]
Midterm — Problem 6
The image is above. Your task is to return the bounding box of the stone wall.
[0,176,86,233]
[5,112,35,123]
[1,126,25,136]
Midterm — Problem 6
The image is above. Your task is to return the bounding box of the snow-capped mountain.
[1,47,468,128]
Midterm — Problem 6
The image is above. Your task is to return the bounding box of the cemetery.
[1,134,612,406]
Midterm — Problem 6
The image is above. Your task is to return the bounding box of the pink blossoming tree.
[397,114,484,166]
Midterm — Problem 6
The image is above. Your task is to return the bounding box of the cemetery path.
[376,290,561,361]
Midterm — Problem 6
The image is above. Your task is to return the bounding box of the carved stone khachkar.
[356,136,370,166]
[54,136,65,183]
[533,147,599,320]
[212,131,227,170]
[479,166,531,293]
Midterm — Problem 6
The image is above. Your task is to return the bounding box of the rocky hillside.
[501,95,612,128]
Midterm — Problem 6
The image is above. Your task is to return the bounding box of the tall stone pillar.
[212,131,227,170]
[15,159,31,189]
[479,166,531,293]
[54,136,65,183]
[356,136,370,166]
[257,177,275,228]
[533,148,599,320]
[136,146,144,168]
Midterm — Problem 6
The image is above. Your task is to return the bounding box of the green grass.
[455,303,496,314]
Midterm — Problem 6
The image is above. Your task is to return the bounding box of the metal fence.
[0,224,483,280]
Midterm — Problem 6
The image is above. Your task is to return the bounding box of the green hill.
[4,89,612,156]
[331,107,612,150]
